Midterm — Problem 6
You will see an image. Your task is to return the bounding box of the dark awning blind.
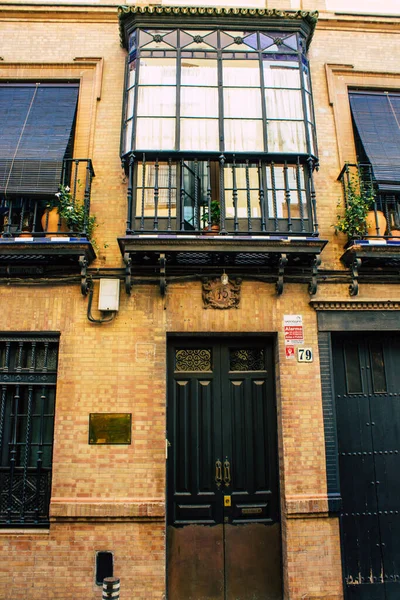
[0,84,79,195]
[349,91,400,192]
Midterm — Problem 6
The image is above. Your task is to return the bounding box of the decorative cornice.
[310,300,400,311]
[118,5,318,49]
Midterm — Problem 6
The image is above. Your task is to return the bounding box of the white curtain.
[263,63,306,153]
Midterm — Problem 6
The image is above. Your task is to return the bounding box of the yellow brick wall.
[0,3,399,599]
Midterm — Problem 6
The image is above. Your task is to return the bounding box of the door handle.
[224,458,231,487]
[215,459,222,488]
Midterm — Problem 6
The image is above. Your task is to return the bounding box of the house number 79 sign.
[297,347,313,362]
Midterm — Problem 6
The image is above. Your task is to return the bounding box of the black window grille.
[0,334,59,527]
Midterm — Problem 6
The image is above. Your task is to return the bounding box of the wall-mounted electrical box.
[98,279,120,312]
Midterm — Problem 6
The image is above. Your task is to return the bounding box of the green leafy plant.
[46,185,98,245]
[334,173,376,238]
[201,200,221,227]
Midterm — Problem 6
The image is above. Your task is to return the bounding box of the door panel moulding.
[311,300,400,516]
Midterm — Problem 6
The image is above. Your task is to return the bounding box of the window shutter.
[0,84,79,195]
[349,91,400,191]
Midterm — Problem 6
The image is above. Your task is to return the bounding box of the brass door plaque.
[224,495,231,507]
[89,413,132,445]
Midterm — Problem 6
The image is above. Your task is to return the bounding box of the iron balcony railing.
[0,158,95,239]
[338,163,400,239]
[124,153,319,237]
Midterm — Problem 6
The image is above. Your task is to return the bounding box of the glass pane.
[137,161,177,189]
[229,349,265,371]
[265,89,303,119]
[225,164,258,189]
[223,60,260,87]
[223,42,257,52]
[128,62,136,88]
[259,33,276,50]
[266,165,307,219]
[344,343,363,394]
[136,118,175,150]
[181,88,218,118]
[224,88,262,119]
[305,92,313,123]
[137,86,176,117]
[225,189,260,219]
[124,120,133,154]
[141,41,175,51]
[183,41,216,51]
[180,119,219,151]
[139,58,176,85]
[263,61,300,88]
[370,343,387,393]
[181,58,218,86]
[175,348,212,372]
[267,121,306,153]
[126,89,135,119]
[267,189,308,219]
[265,164,305,189]
[136,188,177,217]
[224,120,264,152]
[308,122,316,155]
[283,35,298,51]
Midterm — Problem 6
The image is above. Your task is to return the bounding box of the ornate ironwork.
[229,349,265,371]
[202,277,242,309]
[0,335,58,526]
[350,257,362,296]
[276,253,288,295]
[193,35,204,43]
[175,349,212,372]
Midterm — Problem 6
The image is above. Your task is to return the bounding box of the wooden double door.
[166,338,281,600]
[333,333,400,600]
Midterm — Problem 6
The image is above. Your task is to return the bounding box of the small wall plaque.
[202,277,242,309]
[89,413,132,445]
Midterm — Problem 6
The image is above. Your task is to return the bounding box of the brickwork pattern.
[1,2,400,599]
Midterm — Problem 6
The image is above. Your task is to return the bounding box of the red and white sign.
[285,346,295,359]
[283,315,304,345]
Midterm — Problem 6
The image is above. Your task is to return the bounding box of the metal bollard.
[102,577,120,600]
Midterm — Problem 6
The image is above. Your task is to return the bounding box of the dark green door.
[333,333,400,600]
[167,338,281,600]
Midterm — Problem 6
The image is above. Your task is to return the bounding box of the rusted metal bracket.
[159,253,167,297]
[349,257,362,296]
[79,256,89,296]
[276,253,287,295]
[308,254,321,296]
[123,252,133,295]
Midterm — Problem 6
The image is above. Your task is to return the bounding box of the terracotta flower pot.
[365,210,386,238]
[389,229,400,241]
[202,224,220,236]
[41,207,68,237]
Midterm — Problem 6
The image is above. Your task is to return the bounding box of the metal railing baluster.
[258,160,266,232]
[245,160,252,233]
[232,158,239,233]
[284,162,292,233]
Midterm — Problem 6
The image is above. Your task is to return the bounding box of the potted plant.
[41,185,97,245]
[335,174,384,239]
[201,200,221,235]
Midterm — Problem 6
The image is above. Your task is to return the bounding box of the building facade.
[0,0,399,598]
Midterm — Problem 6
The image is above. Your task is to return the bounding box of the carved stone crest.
[202,277,242,309]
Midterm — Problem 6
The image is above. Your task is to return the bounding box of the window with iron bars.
[0,334,59,527]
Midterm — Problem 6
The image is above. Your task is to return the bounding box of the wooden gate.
[167,338,281,600]
[333,333,400,600]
